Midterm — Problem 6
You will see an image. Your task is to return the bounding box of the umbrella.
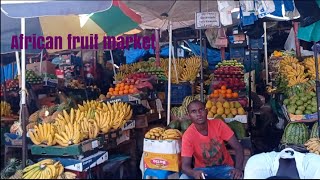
[123,0,222,31]
[124,0,230,125]
[1,0,142,54]
[1,0,114,168]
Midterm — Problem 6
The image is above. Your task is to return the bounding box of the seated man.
[244,148,320,179]
[180,100,244,179]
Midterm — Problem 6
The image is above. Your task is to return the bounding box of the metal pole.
[263,22,269,85]
[21,17,27,169]
[167,20,172,125]
[248,47,252,133]
[199,0,204,103]
[155,29,160,67]
[314,42,320,137]
[293,22,301,57]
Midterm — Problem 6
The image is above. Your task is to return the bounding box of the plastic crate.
[230,47,245,60]
[165,83,192,104]
[249,38,263,49]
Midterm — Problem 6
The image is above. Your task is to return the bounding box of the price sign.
[195,12,220,29]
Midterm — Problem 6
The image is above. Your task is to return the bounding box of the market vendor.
[180,100,244,179]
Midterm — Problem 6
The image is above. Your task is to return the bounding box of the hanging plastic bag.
[214,27,228,48]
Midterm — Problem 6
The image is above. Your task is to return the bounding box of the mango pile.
[206,100,246,119]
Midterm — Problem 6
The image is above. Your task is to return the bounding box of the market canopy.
[0,1,112,18]
[123,0,228,30]
[1,0,142,54]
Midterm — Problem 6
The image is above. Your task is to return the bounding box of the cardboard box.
[224,115,248,123]
[122,120,135,131]
[52,151,108,172]
[27,61,56,75]
[143,139,181,172]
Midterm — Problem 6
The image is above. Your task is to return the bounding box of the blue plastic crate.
[249,38,263,49]
[165,83,192,104]
[230,47,245,60]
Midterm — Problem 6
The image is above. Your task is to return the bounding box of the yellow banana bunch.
[114,71,127,82]
[28,123,56,146]
[162,129,182,140]
[94,111,112,133]
[119,64,133,74]
[280,56,298,73]
[180,67,199,82]
[285,63,305,78]
[78,100,103,112]
[161,57,201,84]
[54,109,74,125]
[87,118,99,139]
[281,62,309,87]
[145,127,166,140]
[101,102,133,130]
[22,159,64,179]
[54,122,81,147]
[304,57,320,80]
[304,138,320,155]
[185,57,201,68]
[1,101,12,116]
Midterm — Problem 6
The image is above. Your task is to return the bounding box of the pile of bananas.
[114,72,128,82]
[28,123,56,146]
[1,101,12,117]
[118,64,133,74]
[182,57,201,82]
[77,100,133,130]
[28,101,133,147]
[54,122,82,147]
[304,57,320,80]
[279,56,299,73]
[161,129,183,140]
[145,127,182,140]
[145,127,165,140]
[22,159,64,179]
[160,57,202,84]
[282,63,309,87]
[304,138,320,155]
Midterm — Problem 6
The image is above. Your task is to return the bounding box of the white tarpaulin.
[123,0,235,31]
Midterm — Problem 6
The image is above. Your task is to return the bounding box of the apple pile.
[213,60,246,91]
[123,72,150,85]
[0,84,4,96]
[5,79,19,92]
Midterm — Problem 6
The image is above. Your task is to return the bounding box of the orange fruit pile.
[107,83,138,97]
[209,85,239,99]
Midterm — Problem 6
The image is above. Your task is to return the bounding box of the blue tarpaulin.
[185,41,229,70]
[149,44,185,57]
[124,47,148,64]
[1,63,18,83]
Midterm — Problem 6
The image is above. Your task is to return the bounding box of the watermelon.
[310,122,319,138]
[168,120,181,130]
[281,122,309,145]
[227,121,246,139]
[180,120,192,132]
